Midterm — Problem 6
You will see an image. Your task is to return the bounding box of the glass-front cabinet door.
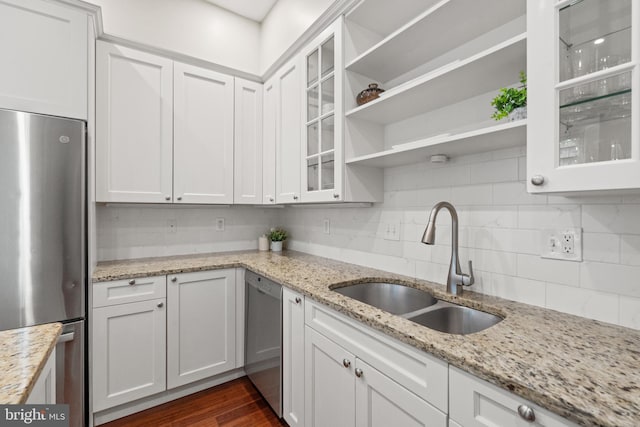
[527,0,639,193]
[301,17,343,202]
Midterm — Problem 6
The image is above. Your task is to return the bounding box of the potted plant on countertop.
[268,227,288,252]
[491,71,527,121]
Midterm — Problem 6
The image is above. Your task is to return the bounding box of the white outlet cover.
[540,228,582,262]
[215,218,225,231]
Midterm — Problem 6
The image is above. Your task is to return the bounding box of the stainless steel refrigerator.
[0,108,86,427]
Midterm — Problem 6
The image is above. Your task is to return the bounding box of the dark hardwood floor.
[101,377,288,427]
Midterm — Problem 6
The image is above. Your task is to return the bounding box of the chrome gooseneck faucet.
[421,201,474,295]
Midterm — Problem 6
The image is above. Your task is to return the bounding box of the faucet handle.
[463,260,475,286]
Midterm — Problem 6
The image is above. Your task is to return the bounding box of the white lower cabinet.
[92,298,167,412]
[305,327,356,427]
[26,349,56,404]
[283,288,305,426]
[449,367,577,427]
[167,269,236,389]
[304,300,448,427]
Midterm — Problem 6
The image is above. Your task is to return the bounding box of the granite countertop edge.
[93,250,640,427]
[0,323,62,404]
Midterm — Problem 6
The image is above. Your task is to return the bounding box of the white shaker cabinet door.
[275,58,303,204]
[167,269,236,389]
[262,77,277,204]
[174,63,234,204]
[283,288,305,427]
[92,299,167,412]
[96,42,173,203]
[234,78,263,204]
[0,0,88,119]
[26,350,56,404]
[355,358,446,427]
[305,327,356,427]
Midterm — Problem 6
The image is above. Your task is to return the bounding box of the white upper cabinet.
[275,57,303,203]
[263,77,277,204]
[527,0,640,193]
[96,42,174,203]
[174,63,234,204]
[301,18,344,203]
[234,78,263,204]
[0,0,88,119]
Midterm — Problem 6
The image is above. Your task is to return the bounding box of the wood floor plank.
[100,377,287,427]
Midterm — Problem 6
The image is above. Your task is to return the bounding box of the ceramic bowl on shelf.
[356,83,385,106]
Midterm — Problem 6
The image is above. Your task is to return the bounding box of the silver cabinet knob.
[355,368,363,378]
[530,175,545,186]
[295,297,302,304]
[157,302,164,308]
[293,195,299,200]
[165,196,171,201]
[333,193,339,199]
[517,405,535,422]
[177,196,182,201]
[128,279,135,285]
[342,359,351,368]
[269,197,274,202]
[171,277,177,282]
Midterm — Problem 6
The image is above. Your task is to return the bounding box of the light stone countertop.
[93,250,640,427]
[0,322,62,404]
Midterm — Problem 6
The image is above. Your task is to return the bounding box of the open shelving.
[345,0,525,83]
[345,33,526,125]
[345,120,526,168]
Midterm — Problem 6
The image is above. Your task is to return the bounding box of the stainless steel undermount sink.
[333,282,502,335]
[406,306,502,335]
[333,282,438,314]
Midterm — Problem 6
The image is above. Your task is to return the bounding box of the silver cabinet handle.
[342,359,351,368]
[177,196,182,201]
[355,368,363,378]
[517,405,535,422]
[530,175,545,186]
[171,277,177,282]
[157,302,164,308]
[295,297,302,304]
[165,196,171,201]
[333,193,339,199]
[128,279,135,285]
[293,195,299,200]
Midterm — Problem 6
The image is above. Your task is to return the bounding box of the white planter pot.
[508,106,527,121]
[270,241,283,252]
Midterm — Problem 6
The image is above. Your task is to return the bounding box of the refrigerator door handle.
[57,332,75,344]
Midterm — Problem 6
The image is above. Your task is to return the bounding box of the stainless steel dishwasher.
[245,270,283,417]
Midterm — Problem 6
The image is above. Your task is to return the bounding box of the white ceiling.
[204,0,278,22]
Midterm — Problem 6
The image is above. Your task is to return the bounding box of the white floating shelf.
[345,120,526,168]
[345,0,441,39]
[345,33,527,125]
[346,0,525,83]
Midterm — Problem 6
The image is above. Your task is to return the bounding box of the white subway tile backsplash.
[517,254,580,286]
[545,283,619,324]
[580,262,640,298]
[621,235,640,266]
[493,182,547,206]
[582,233,620,263]
[451,184,493,205]
[489,274,546,307]
[469,158,519,184]
[619,296,640,330]
[517,205,581,230]
[582,204,640,234]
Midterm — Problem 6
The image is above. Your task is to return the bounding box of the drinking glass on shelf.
[559,136,583,166]
[571,46,595,78]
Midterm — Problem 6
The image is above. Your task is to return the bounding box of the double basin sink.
[333,282,502,335]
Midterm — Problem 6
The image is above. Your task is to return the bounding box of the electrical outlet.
[215,218,225,231]
[384,222,401,241]
[323,219,330,234]
[540,228,582,261]
[167,219,177,233]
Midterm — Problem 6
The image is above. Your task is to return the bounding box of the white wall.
[96,205,280,260]
[260,0,335,74]
[283,146,640,331]
[89,0,261,74]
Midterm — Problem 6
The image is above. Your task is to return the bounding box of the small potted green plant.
[491,71,527,121]
[268,227,288,252]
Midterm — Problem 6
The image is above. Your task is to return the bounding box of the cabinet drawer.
[93,276,166,308]
[305,300,448,412]
[449,367,577,427]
